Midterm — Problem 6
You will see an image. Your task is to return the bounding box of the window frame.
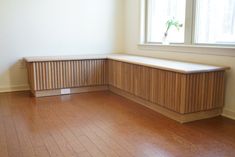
[140,0,235,47]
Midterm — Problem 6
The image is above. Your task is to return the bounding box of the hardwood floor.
[0,91,235,157]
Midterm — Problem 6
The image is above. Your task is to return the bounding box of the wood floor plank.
[35,104,81,157]
[0,117,9,157]
[13,115,37,157]
[55,115,106,157]
[44,121,78,157]
[18,103,51,157]
[0,91,234,157]
[88,124,133,157]
[76,151,91,157]
[33,108,65,157]
[3,116,23,157]
[34,146,51,157]
[75,135,106,157]
[40,130,64,157]
[80,126,120,157]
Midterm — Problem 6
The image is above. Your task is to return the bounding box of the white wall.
[0,0,125,92]
[124,0,235,119]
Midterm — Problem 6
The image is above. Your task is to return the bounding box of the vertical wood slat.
[27,59,226,115]
[108,60,184,113]
[184,71,225,113]
[108,60,226,114]
[26,63,36,91]
[27,59,108,91]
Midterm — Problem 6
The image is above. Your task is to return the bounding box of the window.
[147,0,186,43]
[143,0,235,46]
[195,0,235,45]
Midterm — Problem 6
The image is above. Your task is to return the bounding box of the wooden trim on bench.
[109,86,222,123]
[33,86,108,98]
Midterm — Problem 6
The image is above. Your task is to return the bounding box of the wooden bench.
[25,54,229,123]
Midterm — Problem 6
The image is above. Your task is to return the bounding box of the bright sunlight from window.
[147,0,186,43]
[195,0,235,45]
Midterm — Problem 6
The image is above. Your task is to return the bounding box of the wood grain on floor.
[0,91,234,157]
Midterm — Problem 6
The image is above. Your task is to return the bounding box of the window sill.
[138,43,235,57]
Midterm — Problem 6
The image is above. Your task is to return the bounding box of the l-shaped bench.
[25,54,229,123]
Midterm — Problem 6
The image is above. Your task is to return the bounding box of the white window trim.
[139,0,235,56]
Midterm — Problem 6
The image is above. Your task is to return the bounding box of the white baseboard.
[0,84,29,93]
[222,109,235,120]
